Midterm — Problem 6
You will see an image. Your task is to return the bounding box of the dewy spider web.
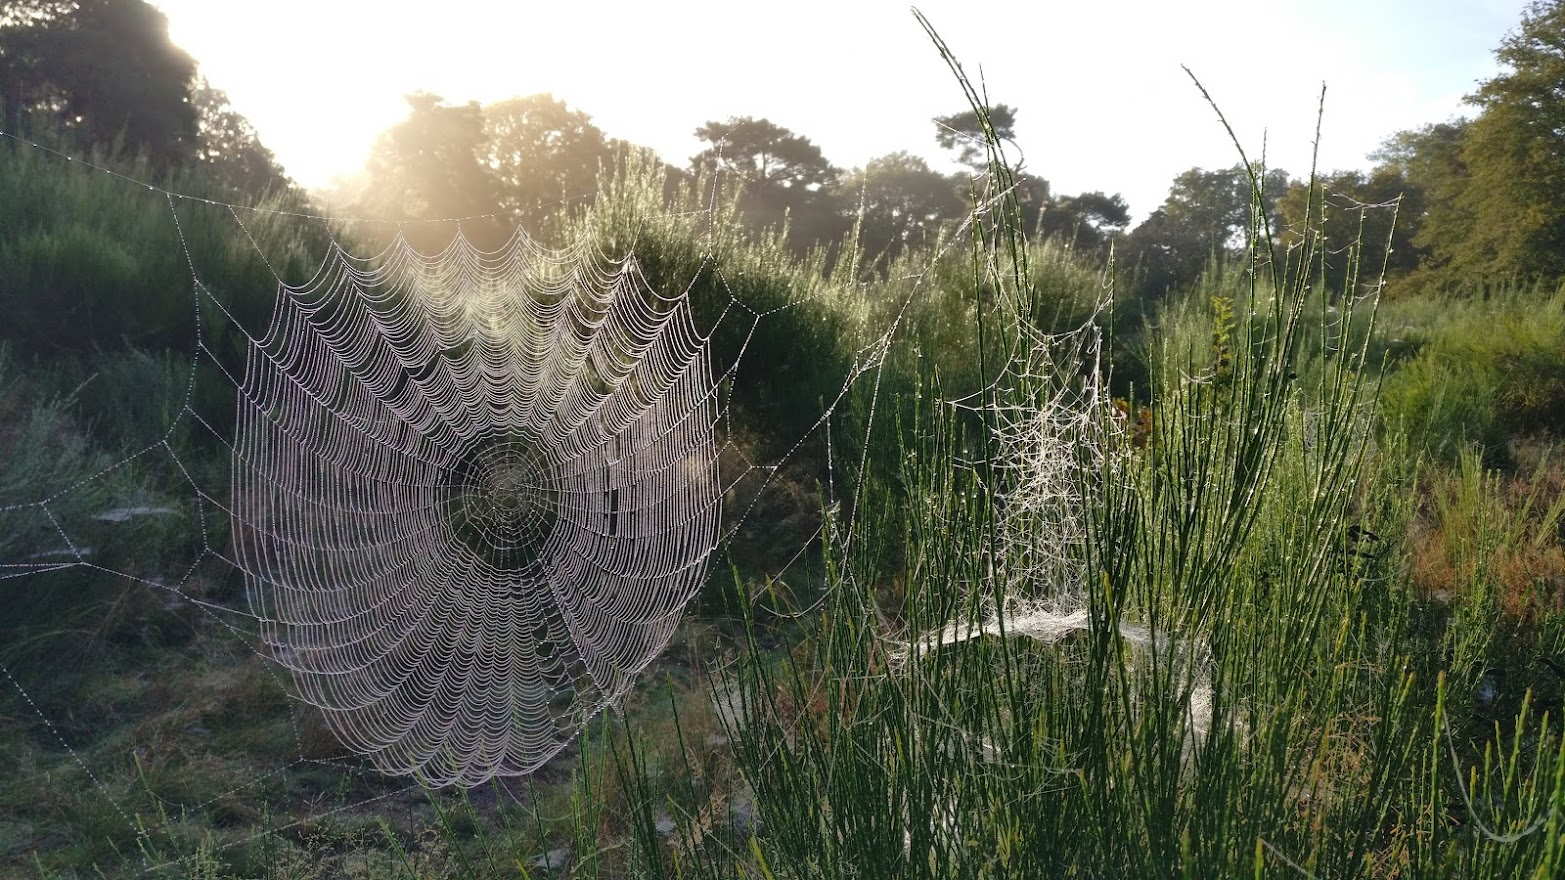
[0,117,1020,870]
[232,229,722,786]
[0,128,909,866]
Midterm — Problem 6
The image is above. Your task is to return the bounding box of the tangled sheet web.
[234,231,721,785]
[900,302,1218,754]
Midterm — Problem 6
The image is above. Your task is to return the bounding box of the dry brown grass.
[1406,439,1565,624]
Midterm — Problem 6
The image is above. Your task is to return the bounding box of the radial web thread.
[233,231,721,785]
[0,129,920,863]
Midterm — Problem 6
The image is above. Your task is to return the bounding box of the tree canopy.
[1275,167,1425,292]
[934,103,1017,169]
[10,0,1565,301]
[190,79,292,199]
[482,94,615,227]
[838,151,965,269]
[1444,0,1565,281]
[691,116,844,249]
[361,92,500,227]
[1122,164,1287,297]
[1034,190,1131,252]
[0,0,197,165]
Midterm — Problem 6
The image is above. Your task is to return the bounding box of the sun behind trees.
[7,0,1565,299]
[342,93,1136,270]
[0,0,294,200]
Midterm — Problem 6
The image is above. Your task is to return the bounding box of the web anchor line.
[0,118,1006,870]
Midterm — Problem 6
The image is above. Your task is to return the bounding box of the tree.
[1370,121,1471,287]
[932,101,1128,254]
[691,116,843,249]
[1274,167,1426,292]
[361,92,500,229]
[1122,207,1207,299]
[934,103,1017,170]
[837,151,964,269]
[1160,165,1287,247]
[692,116,836,192]
[1034,190,1131,252]
[482,94,614,228]
[1445,0,1565,281]
[190,79,293,199]
[1062,191,1131,231]
[0,0,197,165]
[1123,163,1287,297]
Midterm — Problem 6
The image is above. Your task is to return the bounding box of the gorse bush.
[589,35,1565,879]
[1383,353,1508,466]
[1382,286,1565,467]
[572,154,857,464]
[0,142,323,358]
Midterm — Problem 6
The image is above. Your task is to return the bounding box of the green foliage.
[350,91,649,242]
[482,93,617,228]
[1373,120,1470,293]
[1382,287,1565,465]
[1049,189,1130,234]
[1275,167,1422,291]
[1447,0,1565,282]
[189,79,294,200]
[933,102,1128,256]
[1382,349,1508,466]
[836,151,965,270]
[359,92,502,235]
[691,116,846,251]
[0,0,197,165]
[0,138,324,356]
[1124,163,1288,298]
[571,153,854,463]
[1375,2,1565,290]
[642,162,1565,876]
[594,33,1565,878]
[933,102,1017,169]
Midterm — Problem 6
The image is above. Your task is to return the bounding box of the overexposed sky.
[152,0,1525,222]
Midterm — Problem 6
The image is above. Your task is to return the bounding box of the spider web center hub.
[443,430,560,570]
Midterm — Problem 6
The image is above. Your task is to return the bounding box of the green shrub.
[1380,287,1565,465]
[0,140,327,358]
[1382,351,1508,465]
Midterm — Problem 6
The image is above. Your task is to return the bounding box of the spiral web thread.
[232,229,725,786]
[0,214,735,790]
[0,129,934,872]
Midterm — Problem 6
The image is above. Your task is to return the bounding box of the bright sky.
[152,0,1526,222]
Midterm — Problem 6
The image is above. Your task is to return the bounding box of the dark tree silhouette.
[1123,164,1287,297]
[482,94,615,228]
[1034,190,1131,252]
[692,116,844,249]
[361,92,501,233]
[934,103,1017,169]
[837,151,964,269]
[190,79,293,199]
[1274,167,1426,292]
[0,0,197,165]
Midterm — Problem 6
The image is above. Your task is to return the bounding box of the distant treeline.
[3,0,1564,297]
